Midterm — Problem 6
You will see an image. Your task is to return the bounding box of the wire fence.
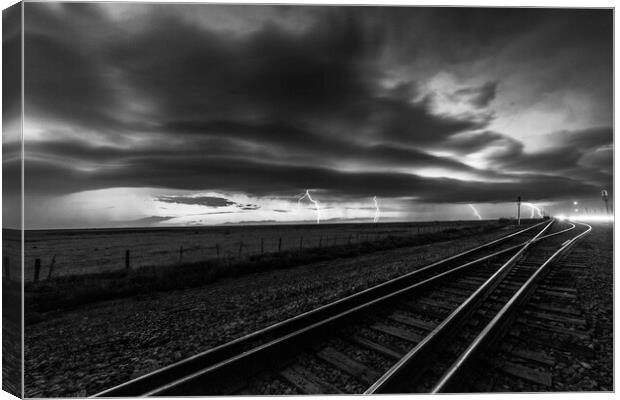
[18,221,488,282]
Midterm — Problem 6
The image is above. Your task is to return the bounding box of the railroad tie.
[370,323,424,343]
[526,303,581,317]
[522,309,587,327]
[515,318,591,341]
[538,284,577,293]
[440,287,472,297]
[348,335,403,360]
[535,289,577,300]
[388,311,436,331]
[279,364,342,394]
[410,298,454,312]
[316,347,381,386]
[489,359,552,387]
[499,343,555,366]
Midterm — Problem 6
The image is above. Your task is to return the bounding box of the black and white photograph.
[1,1,615,397]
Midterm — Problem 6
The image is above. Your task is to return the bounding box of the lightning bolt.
[373,196,380,223]
[468,204,482,220]
[523,202,543,218]
[298,189,321,224]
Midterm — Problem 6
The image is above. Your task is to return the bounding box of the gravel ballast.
[24,225,531,397]
[561,222,613,391]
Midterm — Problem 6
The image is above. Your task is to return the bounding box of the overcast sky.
[4,3,613,228]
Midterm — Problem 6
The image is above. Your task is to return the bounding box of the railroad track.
[94,219,590,396]
[462,235,597,392]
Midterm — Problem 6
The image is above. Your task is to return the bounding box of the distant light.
[574,209,579,213]
[563,214,613,222]
[573,201,579,205]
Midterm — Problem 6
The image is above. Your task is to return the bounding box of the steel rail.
[532,221,575,243]
[142,241,534,395]
[364,219,555,394]
[431,222,592,393]
[113,222,553,396]
[93,220,548,397]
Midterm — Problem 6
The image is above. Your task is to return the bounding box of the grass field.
[23,219,542,397]
[22,220,526,314]
[21,220,493,282]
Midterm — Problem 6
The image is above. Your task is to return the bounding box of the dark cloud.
[239,204,261,210]
[3,3,22,229]
[121,216,176,226]
[2,3,21,120]
[437,127,613,192]
[24,152,603,204]
[491,127,612,175]
[24,4,131,133]
[580,147,613,174]
[26,4,483,145]
[439,131,523,156]
[452,81,497,108]
[19,4,613,225]
[384,8,611,70]
[107,9,375,123]
[157,196,238,208]
[163,119,493,176]
[156,195,260,210]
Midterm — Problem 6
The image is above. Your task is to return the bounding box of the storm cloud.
[156,195,260,210]
[452,81,498,109]
[16,3,613,227]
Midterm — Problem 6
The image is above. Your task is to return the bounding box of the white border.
[0,1,616,400]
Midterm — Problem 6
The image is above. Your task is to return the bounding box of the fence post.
[34,259,41,283]
[125,249,130,270]
[216,243,220,258]
[47,255,56,279]
[261,238,264,255]
[348,234,352,245]
[3,256,9,281]
[278,237,282,252]
[238,241,243,257]
[319,236,323,248]
[299,237,303,252]
[179,246,184,263]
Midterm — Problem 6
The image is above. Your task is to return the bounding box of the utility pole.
[517,196,521,225]
[602,189,610,215]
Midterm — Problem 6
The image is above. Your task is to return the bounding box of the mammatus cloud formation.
[13,4,613,228]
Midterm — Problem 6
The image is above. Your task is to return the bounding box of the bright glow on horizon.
[557,214,613,223]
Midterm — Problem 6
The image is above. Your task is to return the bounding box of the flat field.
[21,221,613,397]
[23,220,526,397]
[22,220,490,282]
